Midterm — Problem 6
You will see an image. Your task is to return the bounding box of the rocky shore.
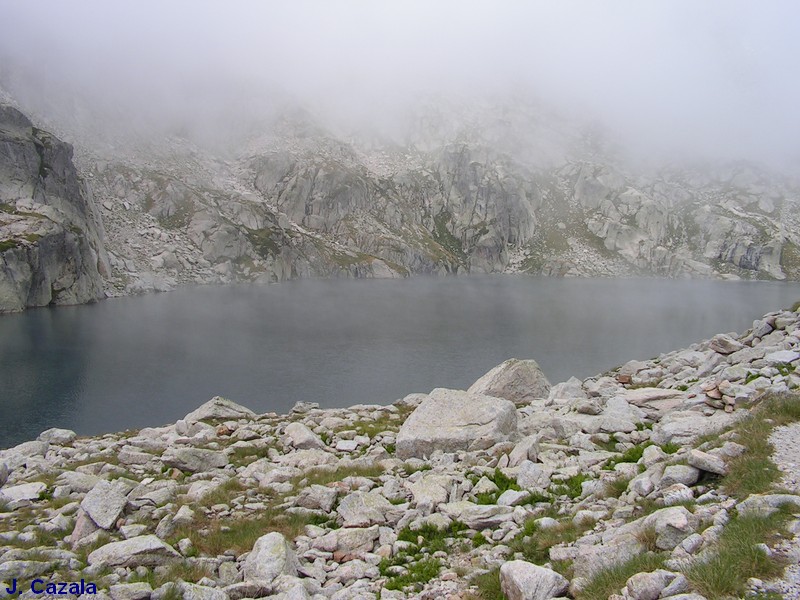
[3,306,800,600]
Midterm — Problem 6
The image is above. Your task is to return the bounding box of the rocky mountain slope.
[0,104,109,312]
[2,94,800,310]
[79,101,800,295]
[2,305,800,599]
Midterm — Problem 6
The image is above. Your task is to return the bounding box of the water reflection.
[1,276,799,448]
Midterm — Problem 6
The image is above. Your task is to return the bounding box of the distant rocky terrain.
[3,305,800,598]
[2,93,800,312]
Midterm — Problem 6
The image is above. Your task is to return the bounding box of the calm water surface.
[2,276,799,447]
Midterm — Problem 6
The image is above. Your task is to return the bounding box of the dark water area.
[2,276,799,448]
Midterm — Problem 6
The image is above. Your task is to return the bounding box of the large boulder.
[284,422,325,450]
[242,532,298,583]
[468,359,551,405]
[161,447,229,473]
[182,397,257,424]
[88,535,181,568]
[81,480,127,529]
[652,409,746,446]
[500,560,569,600]
[396,388,518,459]
[337,491,394,527]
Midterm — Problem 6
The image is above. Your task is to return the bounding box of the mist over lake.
[1,276,799,448]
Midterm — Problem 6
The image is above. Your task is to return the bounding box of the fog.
[1,0,799,166]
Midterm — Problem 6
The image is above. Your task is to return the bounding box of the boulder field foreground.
[3,307,800,599]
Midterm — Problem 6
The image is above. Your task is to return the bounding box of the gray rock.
[337,491,394,527]
[183,396,256,424]
[508,436,540,467]
[37,427,77,445]
[500,560,569,600]
[180,582,229,600]
[687,449,728,475]
[396,388,518,459]
[0,105,108,313]
[0,481,45,502]
[81,479,127,529]
[764,350,800,364]
[439,501,514,530]
[652,410,745,445]
[242,532,298,583]
[498,489,530,506]
[468,359,551,405]
[708,334,744,355]
[408,473,453,515]
[625,570,674,600]
[296,484,338,513]
[660,465,700,488]
[284,422,325,450]
[109,582,153,600]
[736,494,800,517]
[88,535,181,568]
[161,446,229,472]
[516,461,553,491]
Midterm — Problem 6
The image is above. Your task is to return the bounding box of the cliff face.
[2,98,799,304]
[0,104,108,312]
[82,105,800,292]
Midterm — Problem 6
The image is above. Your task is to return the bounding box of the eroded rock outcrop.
[0,104,108,312]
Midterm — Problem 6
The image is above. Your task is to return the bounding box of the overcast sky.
[1,0,799,165]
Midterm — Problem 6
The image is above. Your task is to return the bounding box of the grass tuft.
[686,510,790,599]
[467,568,503,600]
[720,392,800,499]
[576,552,666,600]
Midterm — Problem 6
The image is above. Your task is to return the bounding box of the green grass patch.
[603,476,632,499]
[686,510,790,599]
[0,239,21,252]
[129,561,214,587]
[467,568,503,600]
[507,517,592,564]
[593,433,618,452]
[228,444,274,466]
[402,462,432,475]
[171,507,322,555]
[397,521,467,554]
[301,464,386,487]
[660,442,681,454]
[604,442,652,470]
[383,557,442,591]
[745,372,763,384]
[719,392,800,499]
[550,473,590,498]
[470,468,522,504]
[576,552,666,600]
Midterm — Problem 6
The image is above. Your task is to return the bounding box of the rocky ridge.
[82,107,800,297]
[3,307,800,599]
[0,104,109,312]
[4,93,800,309]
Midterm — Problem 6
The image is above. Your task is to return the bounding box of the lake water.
[1,276,799,448]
